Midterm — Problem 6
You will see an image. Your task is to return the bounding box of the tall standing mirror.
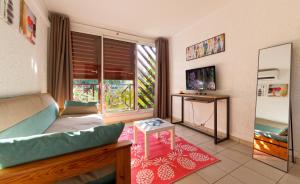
[253,43,294,172]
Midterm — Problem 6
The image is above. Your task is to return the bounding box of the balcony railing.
[73,83,99,102]
[104,81,134,112]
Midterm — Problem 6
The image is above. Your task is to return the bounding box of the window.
[70,31,156,112]
[137,44,156,109]
[103,38,135,112]
[71,32,101,102]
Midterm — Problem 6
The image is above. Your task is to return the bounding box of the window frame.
[70,28,156,114]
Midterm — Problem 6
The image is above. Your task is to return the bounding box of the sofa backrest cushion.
[0,94,58,139]
[0,122,125,168]
[61,100,99,115]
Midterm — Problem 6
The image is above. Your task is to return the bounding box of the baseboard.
[296,156,300,164]
[229,135,253,147]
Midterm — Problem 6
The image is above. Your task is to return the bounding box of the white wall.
[170,0,300,157]
[0,0,49,98]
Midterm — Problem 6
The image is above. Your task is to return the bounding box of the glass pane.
[253,43,292,172]
[137,44,156,109]
[73,79,99,102]
[104,80,134,112]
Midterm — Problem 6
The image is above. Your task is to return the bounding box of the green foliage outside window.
[104,80,134,112]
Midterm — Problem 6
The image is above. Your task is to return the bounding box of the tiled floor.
[171,124,300,184]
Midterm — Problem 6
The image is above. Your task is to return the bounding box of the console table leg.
[181,96,184,123]
[171,95,173,123]
[214,100,218,144]
[226,98,230,140]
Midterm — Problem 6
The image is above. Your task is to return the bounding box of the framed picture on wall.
[19,0,36,44]
[186,33,225,61]
[0,0,14,24]
[267,84,288,97]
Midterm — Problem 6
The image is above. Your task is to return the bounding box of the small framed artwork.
[0,0,14,24]
[19,0,36,44]
[267,84,288,97]
[186,33,225,61]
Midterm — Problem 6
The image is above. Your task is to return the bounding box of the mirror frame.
[252,43,294,172]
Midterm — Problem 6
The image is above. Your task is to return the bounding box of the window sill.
[103,108,153,118]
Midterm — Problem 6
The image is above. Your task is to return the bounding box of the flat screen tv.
[186,66,216,91]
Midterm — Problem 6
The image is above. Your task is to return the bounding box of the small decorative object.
[0,0,14,24]
[267,84,288,97]
[19,0,36,44]
[186,33,225,61]
[145,119,165,126]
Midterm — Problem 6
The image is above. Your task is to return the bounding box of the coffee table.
[133,118,175,159]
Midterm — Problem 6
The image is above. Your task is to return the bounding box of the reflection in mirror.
[253,43,293,172]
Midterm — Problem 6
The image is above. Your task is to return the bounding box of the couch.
[0,93,131,184]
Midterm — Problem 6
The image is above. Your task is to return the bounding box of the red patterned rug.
[119,126,219,184]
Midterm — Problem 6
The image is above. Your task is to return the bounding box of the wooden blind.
[71,32,101,79]
[103,38,136,80]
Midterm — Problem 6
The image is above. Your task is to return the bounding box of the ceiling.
[44,0,230,38]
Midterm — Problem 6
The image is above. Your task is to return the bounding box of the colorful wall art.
[268,84,288,97]
[19,0,36,44]
[186,33,225,61]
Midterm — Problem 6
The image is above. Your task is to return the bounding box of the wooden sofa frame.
[0,140,132,184]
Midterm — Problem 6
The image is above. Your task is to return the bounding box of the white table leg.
[144,133,149,159]
[170,129,175,150]
[133,126,138,144]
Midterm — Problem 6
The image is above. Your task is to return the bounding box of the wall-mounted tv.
[186,66,216,91]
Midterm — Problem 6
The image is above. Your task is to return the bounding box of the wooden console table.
[170,93,230,144]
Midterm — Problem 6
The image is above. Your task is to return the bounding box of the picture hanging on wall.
[186,33,225,61]
[19,0,36,44]
[267,84,288,97]
[0,0,14,24]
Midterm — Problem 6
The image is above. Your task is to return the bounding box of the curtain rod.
[71,21,155,41]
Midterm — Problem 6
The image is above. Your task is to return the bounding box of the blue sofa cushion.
[62,101,99,115]
[255,129,287,143]
[0,103,58,139]
[65,101,98,107]
[0,123,124,169]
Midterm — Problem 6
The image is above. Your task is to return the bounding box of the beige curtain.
[47,13,73,108]
[154,38,170,119]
